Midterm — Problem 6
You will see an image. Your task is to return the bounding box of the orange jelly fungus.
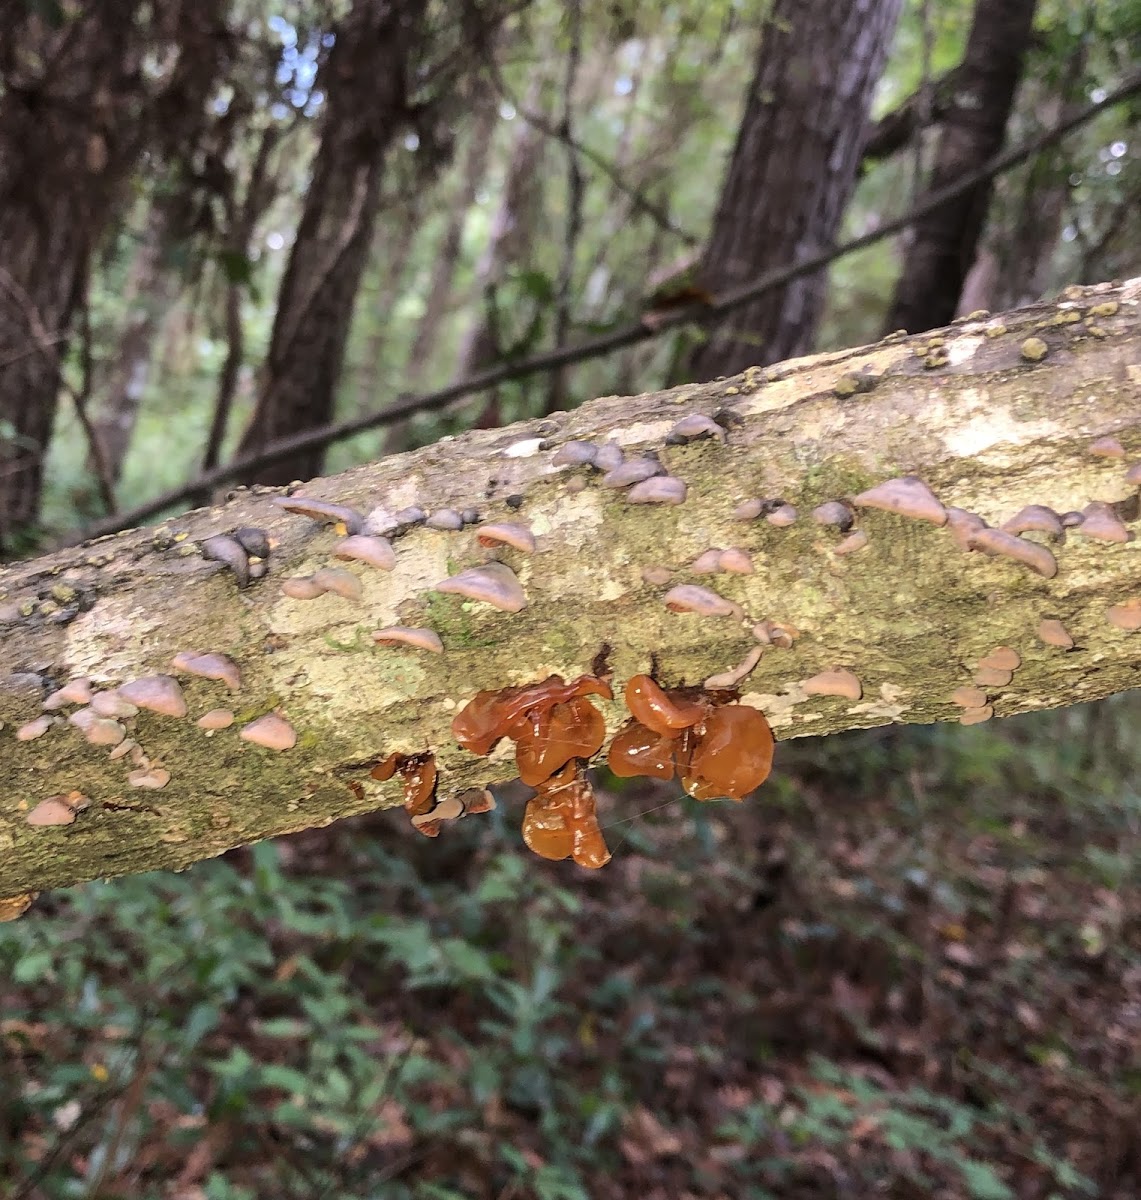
[681,704,774,800]
[624,674,707,736]
[607,719,678,781]
[370,751,438,816]
[521,761,611,869]
[512,695,607,786]
[452,674,613,756]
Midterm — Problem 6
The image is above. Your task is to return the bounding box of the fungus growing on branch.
[852,476,947,525]
[272,495,364,535]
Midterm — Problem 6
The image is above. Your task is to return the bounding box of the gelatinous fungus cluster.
[608,675,774,802]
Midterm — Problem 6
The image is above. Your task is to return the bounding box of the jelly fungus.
[234,527,271,558]
[128,767,172,789]
[43,677,93,709]
[663,584,744,620]
[967,527,1058,578]
[372,626,444,653]
[78,714,126,746]
[946,507,988,551]
[801,669,862,701]
[371,752,438,817]
[733,498,763,520]
[973,667,1013,688]
[718,548,754,574]
[812,501,854,532]
[979,647,1020,672]
[683,704,774,800]
[171,651,241,691]
[959,706,994,726]
[766,504,798,527]
[1037,618,1074,648]
[752,620,797,648]
[691,548,723,574]
[26,798,77,826]
[333,534,396,570]
[593,442,625,472]
[626,475,687,505]
[1075,502,1133,543]
[641,565,673,586]
[666,413,725,443]
[452,674,613,757]
[281,576,325,600]
[1125,463,1141,486]
[513,694,607,786]
[951,687,989,708]
[117,675,187,718]
[312,567,363,601]
[0,894,37,921]
[426,508,464,531]
[108,738,137,761]
[602,458,664,488]
[459,787,496,815]
[240,713,297,751]
[522,761,611,869]
[703,645,763,690]
[625,675,708,736]
[1089,436,1125,458]
[201,534,251,588]
[1106,599,1141,631]
[434,562,527,612]
[1001,505,1065,541]
[834,530,869,555]
[90,692,138,719]
[476,522,536,553]
[852,476,947,525]
[17,715,54,741]
[410,795,465,836]
[552,440,598,467]
[607,719,679,781]
[272,495,364,535]
[196,708,235,730]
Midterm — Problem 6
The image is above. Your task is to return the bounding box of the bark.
[0,278,1138,903]
[0,1,147,553]
[235,0,428,486]
[883,0,1038,335]
[688,0,903,382]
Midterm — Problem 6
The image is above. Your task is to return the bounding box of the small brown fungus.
[967,527,1058,578]
[951,687,989,709]
[1037,619,1074,649]
[1060,511,1085,528]
[26,798,77,827]
[801,669,862,701]
[476,522,536,553]
[733,498,763,521]
[1074,502,1133,544]
[752,620,798,648]
[593,442,625,472]
[311,567,364,601]
[973,667,1013,688]
[434,562,527,612]
[426,508,464,531]
[602,458,663,488]
[333,534,396,571]
[80,715,126,746]
[765,503,798,527]
[372,626,444,653]
[128,767,172,789]
[552,440,598,467]
[43,677,93,709]
[197,709,235,730]
[16,714,54,741]
[460,788,496,815]
[663,584,744,620]
[272,495,364,535]
[240,713,297,751]
[813,501,855,532]
[90,691,138,719]
[641,565,672,586]
[852,476,947,525]
[1001,505,1065,541]
[626,475,687,505]
[281,576,324,600]
[959,706,994,726]
[979,646,1020,672]
[201,534,251,589]
[834,530,869,555]
[703,645,763,690]
[233,527,271,558]
[946,507,988,551]
[665,413,725,444]
[690,548,723,574]
[1124,463,1141,486]
[171,651,241,691]
[1089,436,1125,458]
[1106,599,1141,631]
[117,675,187,718]
[108,738,137,760]
[718,548,754,574]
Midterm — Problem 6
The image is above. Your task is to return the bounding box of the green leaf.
[959,1160,1014,1200]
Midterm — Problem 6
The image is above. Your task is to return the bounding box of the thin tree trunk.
[235,0,428,486]
[1,278,1138,899]
[883,0,1039,334]
[0,1,147,554]
[689,0,903,381]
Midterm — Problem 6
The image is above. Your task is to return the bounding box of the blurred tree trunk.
[0,1,147,554]
[1,278,1138,901]
[883,0,1038,335]
[688,0,903,382]
[235,0,428,486]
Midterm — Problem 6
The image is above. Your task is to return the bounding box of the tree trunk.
[0,1,147,554]
[1,278,1138,902]
[883,0,1039,335]
[688,0,903,382]
[234,0,427,486]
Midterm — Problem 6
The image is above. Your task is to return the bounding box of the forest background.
[0,0,1139,1197]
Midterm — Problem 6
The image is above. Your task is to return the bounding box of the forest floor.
[2,700,1138,1200]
